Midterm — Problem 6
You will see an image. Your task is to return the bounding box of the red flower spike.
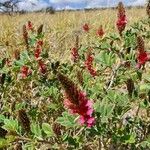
[57,73,95,127]
[138,52,148,65]
[83,23,90,32]
[21,66,31,79]
[136,36,150,69]
[34,45,42,59]
[116,2,127,35]
[38,60,47,74]
[27,21,33,31]
[96,25,105,37]
[71,47,79,62]
[85,51,97,77]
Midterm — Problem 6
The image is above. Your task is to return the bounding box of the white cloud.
[50,0,85,3]
[57,5,75,10]
[129,0,147,6]
[0,0,147,11]
[17,0,49,11]
[0,0,49,11]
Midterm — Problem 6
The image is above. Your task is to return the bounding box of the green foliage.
[42,123,54,137]
[0,8,150,149]
[56,112,77,128]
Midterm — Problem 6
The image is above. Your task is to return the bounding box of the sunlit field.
[0,2,150,149]
[0,8,147,61]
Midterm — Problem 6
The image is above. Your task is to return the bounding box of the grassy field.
[0,8,147,61]
[0,4,150,149]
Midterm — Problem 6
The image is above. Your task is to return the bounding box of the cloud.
[49,0,147,10]
[18,0,49,11]
[0,0,49,11]
[129,0,147,6]
[0,0,147,11]
[50,0,86,3]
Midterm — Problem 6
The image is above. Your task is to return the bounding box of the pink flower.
[83,23,90,32]
[85,51,97,77]
[58,73,95,127]
[64,92,95,127]
[71,47,79,62]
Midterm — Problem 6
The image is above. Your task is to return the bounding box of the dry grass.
[0,8,147,61]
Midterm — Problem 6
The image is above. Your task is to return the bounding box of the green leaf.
[42,123,53,137]
[31,123,42,139]
[0,115,5,123]
[2,119,18,132]
[140,83,150,91]
[0,138,8,148]
[123,133,136,144]
[95,51,116,67]
[94,99,114,123]
[56,112,77,128]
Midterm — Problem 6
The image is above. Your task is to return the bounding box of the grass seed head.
[18,109,31,133]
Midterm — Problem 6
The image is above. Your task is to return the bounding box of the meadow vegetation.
[0,2,150,150]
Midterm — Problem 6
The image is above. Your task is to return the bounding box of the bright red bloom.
[64,92,95,127]
[116,2,127,35]
[85,52,97,77]
[71,47,79,62]
[21,66,31,78]
[27,21,33,31]
[38,60,47,74]
[83,23,90,32]
[34,45,42,59]
[96,25,105,37]
[57,73,95,127]
[136,36,150,69]
[116,15,127,34]
[136,51,150,69]
[137,52,148,65]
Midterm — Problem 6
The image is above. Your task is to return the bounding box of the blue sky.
[0,0,147,10]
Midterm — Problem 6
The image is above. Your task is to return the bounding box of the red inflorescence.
[116,2,127,35]
[85,51,97,77]
[83,23,90,32]
[136,52,149,69]
[38,60,47,74]
[136,36,150,69]
[64,92,95,127]
[96,25,105,37]
[21,66,31,79]
[34,40,43,59]
[116,15,127,34]
[57,73,95,127]
[27,21,33,31]
[34,44,42,59]
[71,47,79,62]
